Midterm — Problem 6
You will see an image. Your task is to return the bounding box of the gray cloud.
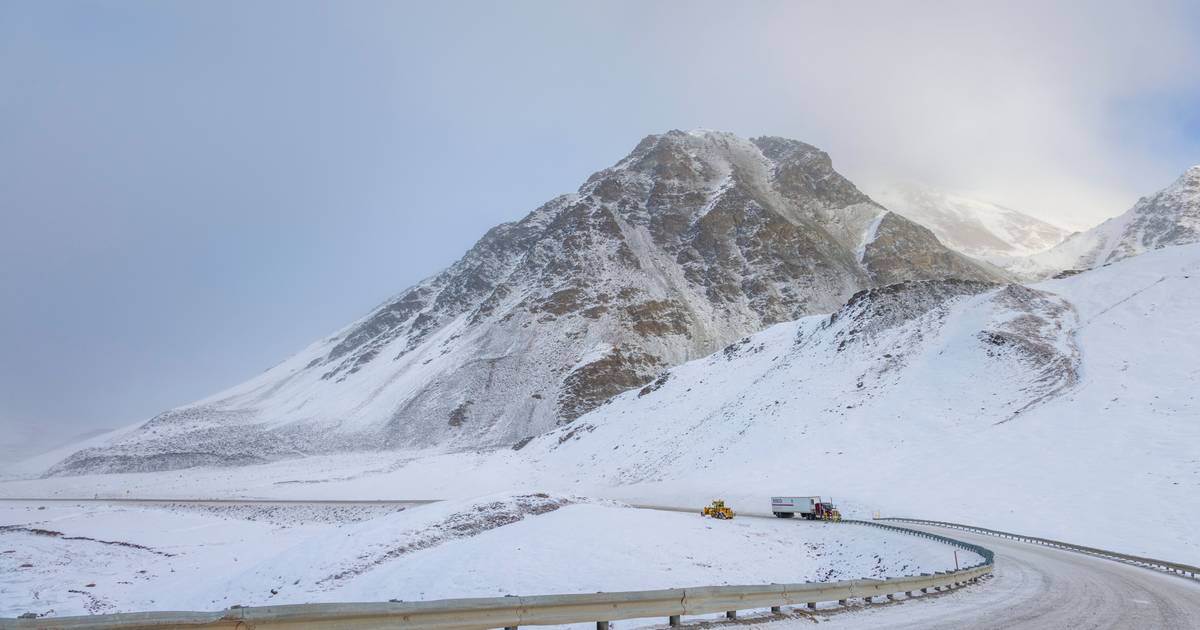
[1,0,1198,456]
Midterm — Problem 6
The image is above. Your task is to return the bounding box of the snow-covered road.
[5,497,1197,627]
[771,524,1200,629]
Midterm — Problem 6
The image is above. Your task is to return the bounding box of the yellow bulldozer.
[702,499,735,520]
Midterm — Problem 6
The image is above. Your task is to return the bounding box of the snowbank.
[0,495,971,619]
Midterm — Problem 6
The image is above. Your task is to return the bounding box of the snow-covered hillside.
[517,244,1200,563]
[12,244,1196,566]
[0,495,970,619]
[1015,165,1200,276]
[870,182,1070,260]
[49,131,997,476]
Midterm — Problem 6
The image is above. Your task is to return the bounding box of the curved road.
[806,523,1200,629]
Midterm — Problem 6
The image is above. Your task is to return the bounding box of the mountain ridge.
[49,130,1000,476]
[1012,165,1200,276]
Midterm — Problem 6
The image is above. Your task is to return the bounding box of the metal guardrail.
[876,517,1199,580]
[3,569,993,630]
[3,519,994,630]
[845,519,994,566]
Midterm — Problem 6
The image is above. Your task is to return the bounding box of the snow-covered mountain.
[1017,165,1200,276]
[527,276,1084,481]
[13,244,1199,563]
[517,243,1200,561]
[50,130,998,476]
[870,182,1070,260]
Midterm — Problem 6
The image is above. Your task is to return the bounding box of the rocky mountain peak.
[1022,164,1200,275]
[1136,163,1200,207]
[50,131,999,476]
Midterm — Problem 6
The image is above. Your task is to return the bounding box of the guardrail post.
[669,615,680,626]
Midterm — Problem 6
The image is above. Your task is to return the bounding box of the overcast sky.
[2,1,1198,456]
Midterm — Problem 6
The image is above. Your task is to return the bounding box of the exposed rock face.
[51,130,999,476]
[528,277,1082,485]
[983,285,1080,421]
[861,213,999,285]
[1018,165,1200,276]
[1089,165,1200,265]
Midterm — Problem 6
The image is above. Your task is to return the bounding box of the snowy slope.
[0,495,971,618]
[1015,165,1200,276]
[510,244,1200,563]
[50,131,997,476]
[870,182,1070,260]
[0,427,115,469]
[522,280,1081,485]
[0,425,141,481]
[11,247,1197,564]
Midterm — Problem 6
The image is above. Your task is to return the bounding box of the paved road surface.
[799,523,1200,629]
[632,505,1200,627]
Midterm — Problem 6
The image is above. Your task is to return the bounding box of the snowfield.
[2,244,1197,625]
[0,495,973,620]
[525,244,1200,564]
[7,244,1195,569]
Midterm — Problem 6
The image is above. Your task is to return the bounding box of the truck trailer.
[770,496,817,518]
[770,496,841,520]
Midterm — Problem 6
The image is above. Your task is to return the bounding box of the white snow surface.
[8,244,1198,570]
[0,495,972,619]
[521,244,1200,564]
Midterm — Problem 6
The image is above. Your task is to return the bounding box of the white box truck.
[770,496,818,518]
[770,496,841,520]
